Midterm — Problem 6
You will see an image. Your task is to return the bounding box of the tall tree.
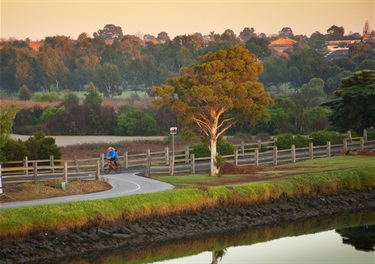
[152,46,273,176]
[324,70,375,133]
[0,106,18,148]
[326,25,345,40]
[95,63,122,97]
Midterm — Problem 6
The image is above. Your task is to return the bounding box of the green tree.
[24,132,61,160]
[324,70,375,133]
[96,63,122,97]
[63,89,80,105]
[18,85,33,100]
[0,106,18,148]
[84,82,103,105]
[152,46,274,176]
[245,38,271,61]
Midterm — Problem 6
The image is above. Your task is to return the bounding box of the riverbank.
[0,188,374,263]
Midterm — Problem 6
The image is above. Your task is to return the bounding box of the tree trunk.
[210,137,219,176]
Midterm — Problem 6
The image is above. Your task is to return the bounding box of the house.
[29,41,42,51]
[269,37,297,57]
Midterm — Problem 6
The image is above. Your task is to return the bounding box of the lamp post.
[170,127,177,161]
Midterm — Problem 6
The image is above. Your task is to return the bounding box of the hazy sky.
[1,0,374,41]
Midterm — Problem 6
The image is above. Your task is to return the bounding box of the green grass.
[1,156,374,239]
[157,156,375,188]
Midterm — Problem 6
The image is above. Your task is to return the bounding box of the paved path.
[0,171,174,209]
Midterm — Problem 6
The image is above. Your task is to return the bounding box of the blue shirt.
[105,149,118,159]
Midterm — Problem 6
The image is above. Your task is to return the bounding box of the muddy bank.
[0,188,374,264]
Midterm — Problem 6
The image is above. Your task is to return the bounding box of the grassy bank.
[1,157,375,239]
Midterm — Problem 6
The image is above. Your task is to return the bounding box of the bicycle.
[104,159,120,174]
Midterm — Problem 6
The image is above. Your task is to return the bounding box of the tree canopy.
[152,46,274,176]
[324,70,375,132]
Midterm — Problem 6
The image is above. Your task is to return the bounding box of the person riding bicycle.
[105,146,119,167]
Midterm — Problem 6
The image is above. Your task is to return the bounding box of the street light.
[170,127,177,161]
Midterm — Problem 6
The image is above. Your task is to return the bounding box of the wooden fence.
[1,134,374,184]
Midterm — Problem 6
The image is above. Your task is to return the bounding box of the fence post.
[255,148,259,166]
[185,146,189,163]
[95,159,100,180]
[234,150,238,165]
[363,129,367,142]
[257,140,262,150]
[241,141,245,155]
[169,156,175,176]
[124,152,128,169]
[165,147,169,165]
[146,155,151,178]
[360,138,365,150]
[74,154,79,172]
[64,161,68,183]
[347,130,352,142]
[23,156,28,176]
[343,140,348,151]
[33,162,38,183]
[309,142,314,160]
[191,154,195,174]
[327,141,331,157]
[50,155,54,173]
[147,149,151,167]
[291,145,296,163]
[273,146,278,166]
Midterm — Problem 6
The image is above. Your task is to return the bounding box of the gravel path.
[11,134,166,147]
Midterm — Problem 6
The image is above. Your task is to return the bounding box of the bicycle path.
[0,171,174,209]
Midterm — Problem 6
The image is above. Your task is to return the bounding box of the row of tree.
[1,23,374,99]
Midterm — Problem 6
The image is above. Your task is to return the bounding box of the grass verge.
[1,161,374,239]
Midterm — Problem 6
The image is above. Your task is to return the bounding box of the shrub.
[276,133,310,150]
[191,142,210,158]
[18,85,33,100]
[275,133,294,150]
[367,129,375,140]
[310,130,344,146]
[34,92,61,102]
[293,135,310,148]
[63,90,80,105]
[1,139,30,161]
[191,140,237,158]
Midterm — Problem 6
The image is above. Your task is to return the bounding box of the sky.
[1,0,374,41]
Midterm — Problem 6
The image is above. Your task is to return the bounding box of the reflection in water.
[211,250,226,264]
[336,225,375,252]
[50,210,375,264]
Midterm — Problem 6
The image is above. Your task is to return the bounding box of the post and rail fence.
[1,130,374,184]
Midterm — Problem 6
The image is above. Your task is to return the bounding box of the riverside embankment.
[0,188,374,264]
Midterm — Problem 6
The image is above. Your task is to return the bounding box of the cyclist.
[105,146,119,167]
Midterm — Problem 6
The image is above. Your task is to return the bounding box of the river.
[41,210,374,264]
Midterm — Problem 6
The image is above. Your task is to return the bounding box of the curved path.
[0,171,174,209]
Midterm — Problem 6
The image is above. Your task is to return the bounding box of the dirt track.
[11,134,167,147]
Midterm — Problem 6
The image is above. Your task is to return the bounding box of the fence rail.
[1,136,374,184]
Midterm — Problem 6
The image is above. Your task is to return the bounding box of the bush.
[1,139,30,161]
[63,90,80,105]
[276,133,310,150]
[293,135,310,148]
[310,130,344,146]
[18,85,33,100]
[191,140,237,158]
[367,129,375,140]
[275,133,294,150]
[191,142,210,158]
[34,92,61,102]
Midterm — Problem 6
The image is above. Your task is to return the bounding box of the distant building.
[269,37,297,58]
[29,41,42,51]
[324,34,362,60]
